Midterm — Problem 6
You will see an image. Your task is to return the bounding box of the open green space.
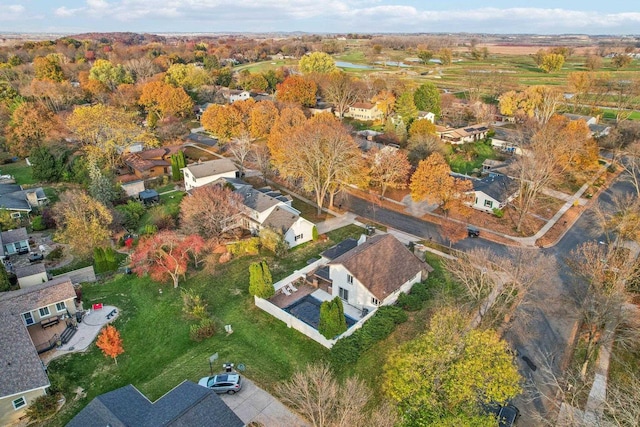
[446,140,497,175]
[0,160,37,185]
[47,224,366,425]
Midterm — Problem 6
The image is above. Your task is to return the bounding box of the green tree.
[319,297,347,339]
[0,262,10,292]
[248,261,275,298]
[0,209,18,232]
[417,50,433,64]
[299,51,337,74]
[383,307,521,424]
[30,145,66,182]
[115,200,146,231]
[89,59,133,91]
[395,91,419,126]
[88,160,119,207]
[93,247,106,273]
[165,63,211,90]
[413,82,441,117]
[259,227,288,256]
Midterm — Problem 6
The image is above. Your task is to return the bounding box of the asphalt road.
[341,171,637,425]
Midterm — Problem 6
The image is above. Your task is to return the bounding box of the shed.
[139,189,159,205]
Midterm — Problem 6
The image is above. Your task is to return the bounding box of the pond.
[374,61,412,68]
[335,61,375,69]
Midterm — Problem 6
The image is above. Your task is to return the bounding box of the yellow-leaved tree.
[383,307,522,425]
[52,190,113,258]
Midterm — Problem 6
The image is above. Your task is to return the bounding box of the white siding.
[284,218,315,248]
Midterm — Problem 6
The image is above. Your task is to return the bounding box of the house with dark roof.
[0,277,76,426]
[436,123,490,144]
[0,184,48,218]
[67,381,244,427]
[232,182,315,248]
[1,227,30,256]
[465,173,518,213]
[182,159,238,191]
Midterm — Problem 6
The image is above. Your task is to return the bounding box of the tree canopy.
[299,51,337,74]
[413,82,441,117]
[276,75,317,107]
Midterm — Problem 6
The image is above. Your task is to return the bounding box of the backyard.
[45,224,366,425]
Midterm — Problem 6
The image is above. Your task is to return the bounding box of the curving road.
[340,171,637,425]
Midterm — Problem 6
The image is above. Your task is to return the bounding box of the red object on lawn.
[92,303,103,310]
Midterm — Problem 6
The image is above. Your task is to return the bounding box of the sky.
[1,0,639,35]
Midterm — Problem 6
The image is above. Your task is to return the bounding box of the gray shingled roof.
[0,183,22,195]
[321,238,358,260]
[1,227,29,245]
[68,381,244,427]
[235,186,281,213]
[0,278,74,398]
[262,206,299,233]
[329,234,432,301]
[184,158,237,179]
[14,262,47,279]
[0,187,46,212]
[472,173,516,203]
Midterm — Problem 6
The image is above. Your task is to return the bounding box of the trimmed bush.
[248,260,274,298]
[312,225,319,241]
[227,237,260,256]
[31,215,47,231]
[396,292,422,311]
[46,246,63,261]
[492,208,504,218]
[319,297,348,339]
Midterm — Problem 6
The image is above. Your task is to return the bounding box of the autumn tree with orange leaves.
[276,75,317,107]
[139,80,193,121]
[131,231,206,288]
[250,100,279,138]
[410,153,473,215]
[96,325,124,365]
[369,148,412,197]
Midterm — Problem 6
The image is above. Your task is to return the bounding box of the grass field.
[0,160,37,185]
[46,224,366,425]
[446,140,497,174]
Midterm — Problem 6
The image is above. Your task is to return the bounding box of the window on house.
[12,396,26,410]
[39,307,50,317]
[294,234,304,241]
[22,312,34,326]
[339,287,349,301]
[10,212,21,219]
[347,274,353,284]
[55,302,66,313]
[371,297,381,306]
[484,200,493,208]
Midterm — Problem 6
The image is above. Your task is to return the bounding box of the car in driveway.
[28,252,44,263]
[485,402,520,426]
[198,373,242,394]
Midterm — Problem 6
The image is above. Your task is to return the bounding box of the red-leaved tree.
[96,325,124,365]
[131,231,206,288]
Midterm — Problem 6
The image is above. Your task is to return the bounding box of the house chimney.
[25,191,39,207]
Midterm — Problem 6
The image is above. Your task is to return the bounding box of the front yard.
[46,225,365,425]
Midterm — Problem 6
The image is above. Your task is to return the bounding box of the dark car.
[467,226,480,238]
[485,403,520,427]
[28,252,44,263]
[198,373,242,394]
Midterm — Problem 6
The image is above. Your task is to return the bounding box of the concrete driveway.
[219,378,308,427]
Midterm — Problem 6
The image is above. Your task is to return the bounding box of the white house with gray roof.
[0,277,76,425]
[464,173,518,213]
[182,158,238,191]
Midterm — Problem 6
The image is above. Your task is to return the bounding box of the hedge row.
[329,305,407,366]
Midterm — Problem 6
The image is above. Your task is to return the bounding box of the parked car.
[485,403,520,427]
[467,226,480,238]
[197,373,242,394]
[28,252,44,263]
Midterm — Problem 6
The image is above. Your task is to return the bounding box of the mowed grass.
[47,224,366,426]
[0,160,37,185]
[446,140,497,174]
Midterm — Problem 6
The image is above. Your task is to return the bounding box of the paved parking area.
[219,378,308,427]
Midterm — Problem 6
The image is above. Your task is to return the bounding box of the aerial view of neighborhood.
[0,1,639,426]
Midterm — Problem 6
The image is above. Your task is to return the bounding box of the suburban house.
[417,111,436,123]
[465,173,518,213]
[119,176,146,198]
[345,102,383,121]
[122,146,183,180]
[223,89,252,103]
[1,228,30,256]
[67,381,244,427]
[0,184,48,218]
[231,181,315,248]
[255,233,432,348]
[436,123,490,144]
[0,277,77,426]
[563,113,611,138]
[182,159,238,191]
[15,263,48,289]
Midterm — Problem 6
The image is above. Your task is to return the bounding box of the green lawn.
[446,140,497,174]
[0,160,37,185]
[47,224,366,425]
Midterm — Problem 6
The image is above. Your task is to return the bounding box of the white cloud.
[55,6,84,17]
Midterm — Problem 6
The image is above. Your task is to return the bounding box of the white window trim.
[39,306,50,317]
[347,274,353,284]
[339,287,349,301]
[371,297,381,306]
[23,312,34,326]
[12,396,26,410]
[55,302,66,313]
